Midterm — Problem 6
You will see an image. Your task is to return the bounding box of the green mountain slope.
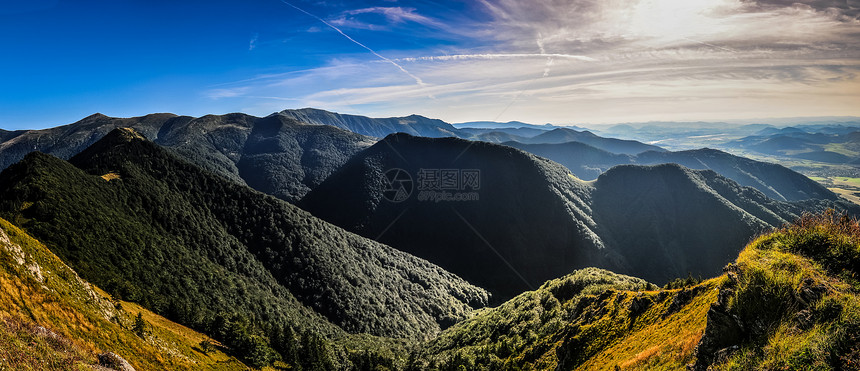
[0,217,247,370]
[0,112,374,202]
[420,211,860,370]
[157,113,375,202]
[0,128,487,343]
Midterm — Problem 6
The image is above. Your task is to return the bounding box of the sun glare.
[629,0,734,40]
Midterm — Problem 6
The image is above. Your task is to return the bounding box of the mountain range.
[2,109,859,369]
[504,141,835,201]
[301,133,856,301]
[0,112,374,202]
[726,129,860,164]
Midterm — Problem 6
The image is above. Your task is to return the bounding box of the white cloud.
[249,33,259,51]
[397,53,597,62]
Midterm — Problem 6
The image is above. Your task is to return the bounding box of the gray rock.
[97,352,135,371]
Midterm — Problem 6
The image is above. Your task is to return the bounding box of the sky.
[1,0,859,130]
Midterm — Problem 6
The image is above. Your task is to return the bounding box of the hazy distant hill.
[453,120,557,130]
[522,128,665,155]
[457,126,546,139]
[274,109,665,156]
[0,112,374,202]
[301,134,853,301]
[635,148,835,201]
[505,141,834,201]
[727,129,860,164]
[0,129,487,342]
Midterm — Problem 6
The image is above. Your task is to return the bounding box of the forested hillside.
[0,128,487,368]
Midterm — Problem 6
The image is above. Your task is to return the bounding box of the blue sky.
[1,0,859,129]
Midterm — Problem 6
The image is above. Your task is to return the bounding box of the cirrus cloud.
[207,0,860,124]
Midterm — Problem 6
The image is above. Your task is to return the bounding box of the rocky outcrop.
[690,263,832,370]
[690,267,745,370]
[97,352,135,371]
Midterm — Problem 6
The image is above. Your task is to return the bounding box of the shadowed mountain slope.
[0,129,487,342]
[301,133,607,301]
[302,134,856,301]
[591,164,784,282]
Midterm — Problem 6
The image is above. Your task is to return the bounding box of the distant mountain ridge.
[0,112,374,202]
[726,129,860,164]
[504,141,835,201]
[0,109,839,207]
[274,108,665,155]
[275,108,460,138]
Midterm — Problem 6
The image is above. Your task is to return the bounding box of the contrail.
[280,0,425,86]
[398,53,597,62]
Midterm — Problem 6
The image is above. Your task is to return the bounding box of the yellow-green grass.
[829,187,860,206]
[574,281,719,370]
[0,217,247,370]
[713,211,860,370]
[823,143,860,158]
[832,177,860,185]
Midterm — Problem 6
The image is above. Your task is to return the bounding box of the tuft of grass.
[712,210,860,370]
[572,280,718,371]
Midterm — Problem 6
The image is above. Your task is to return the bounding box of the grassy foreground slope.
[422,211,860,370]
[0,217,246,370]
[698,211,860,370]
